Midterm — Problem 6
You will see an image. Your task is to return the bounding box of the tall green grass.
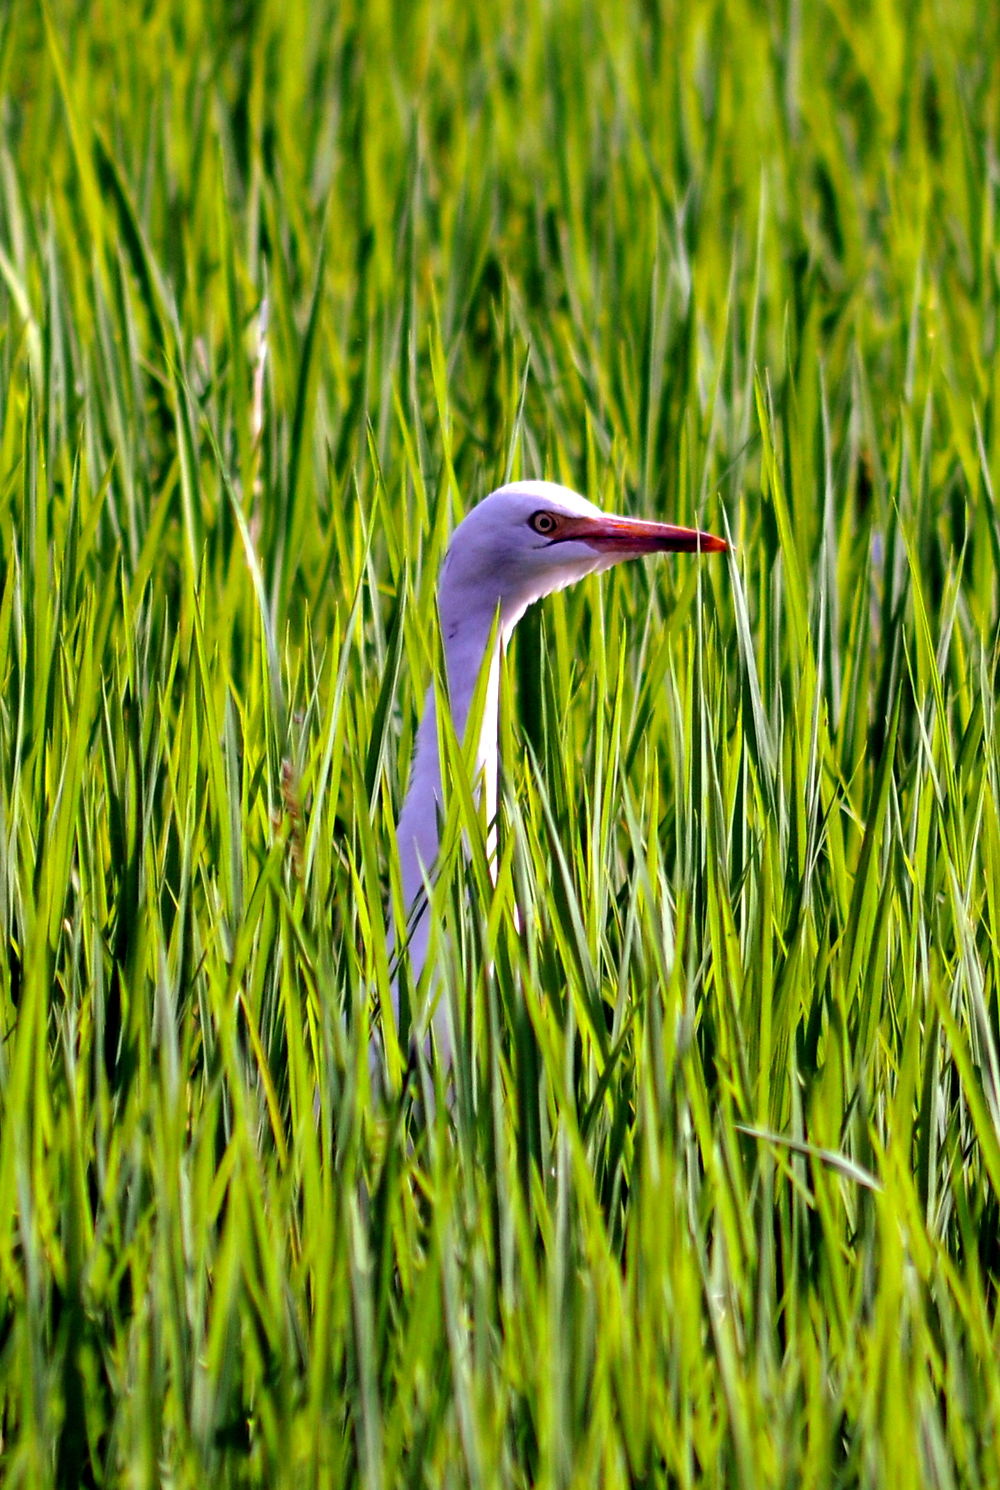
[1,0,999,1483]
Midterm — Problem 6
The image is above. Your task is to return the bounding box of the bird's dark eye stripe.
[529,511,558,534]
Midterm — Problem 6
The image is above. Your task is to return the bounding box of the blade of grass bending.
[734,1124,882,1192]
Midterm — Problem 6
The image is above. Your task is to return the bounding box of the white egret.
[382,479,726,1073]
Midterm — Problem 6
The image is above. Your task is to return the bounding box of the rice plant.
[1,0,999,1484]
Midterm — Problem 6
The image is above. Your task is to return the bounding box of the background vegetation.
[1,0,999,1483]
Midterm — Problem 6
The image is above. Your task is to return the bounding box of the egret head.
[438,480,727,636]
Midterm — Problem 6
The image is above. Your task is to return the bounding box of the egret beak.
[558,513,728,555]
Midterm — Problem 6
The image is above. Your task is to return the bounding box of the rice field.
[1,1,999,1484]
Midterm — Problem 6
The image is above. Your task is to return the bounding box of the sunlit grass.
[1,0,999,1484]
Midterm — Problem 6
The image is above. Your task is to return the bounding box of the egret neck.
[395,597,509,937]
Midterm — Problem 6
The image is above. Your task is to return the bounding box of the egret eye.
[529,511,559,535]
